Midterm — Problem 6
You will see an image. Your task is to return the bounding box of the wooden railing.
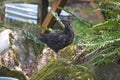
[37,0,67,34]
[37,0,104,34]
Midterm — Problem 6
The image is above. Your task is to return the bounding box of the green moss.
[12,49,20,59]
[59,45,77,61]
[93,62,120,80]
[0,65,26,80]
[31,59,94,80]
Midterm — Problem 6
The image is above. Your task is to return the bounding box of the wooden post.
[90,0,105,22]
[37,0,49,24]
[37,0,49,35]
[41,0,67,33]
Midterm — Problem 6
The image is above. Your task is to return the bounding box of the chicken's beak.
[9,32,15,45]
[9,32,14,40]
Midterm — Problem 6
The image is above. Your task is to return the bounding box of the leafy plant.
[96,0,120,20]
[72,0,120,66]
[31,59,94,80]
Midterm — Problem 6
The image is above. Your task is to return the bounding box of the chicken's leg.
[54,52,62,59]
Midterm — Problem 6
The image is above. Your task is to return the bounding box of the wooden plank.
[41,0,67,33]
[78,0,104,22]
[37,0,49,35]
[90,0,105,22]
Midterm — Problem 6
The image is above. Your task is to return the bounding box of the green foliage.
[23,25,40,44]
[31,59,94,80]
[21,23,45,56]
[96,0,120,20]
[0,65,26,80]
[72,1,120,65]
[0,0,5,20]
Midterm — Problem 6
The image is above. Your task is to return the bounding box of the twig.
[50,10,65,29]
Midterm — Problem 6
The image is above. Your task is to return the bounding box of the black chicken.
[39,22,74,58]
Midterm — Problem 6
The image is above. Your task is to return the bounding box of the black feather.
[39,22,74,53]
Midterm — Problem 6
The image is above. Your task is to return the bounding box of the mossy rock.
[31,59,94,80]
[59,45,77,61]
[0,65,26,80]
[93,62,120,80]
